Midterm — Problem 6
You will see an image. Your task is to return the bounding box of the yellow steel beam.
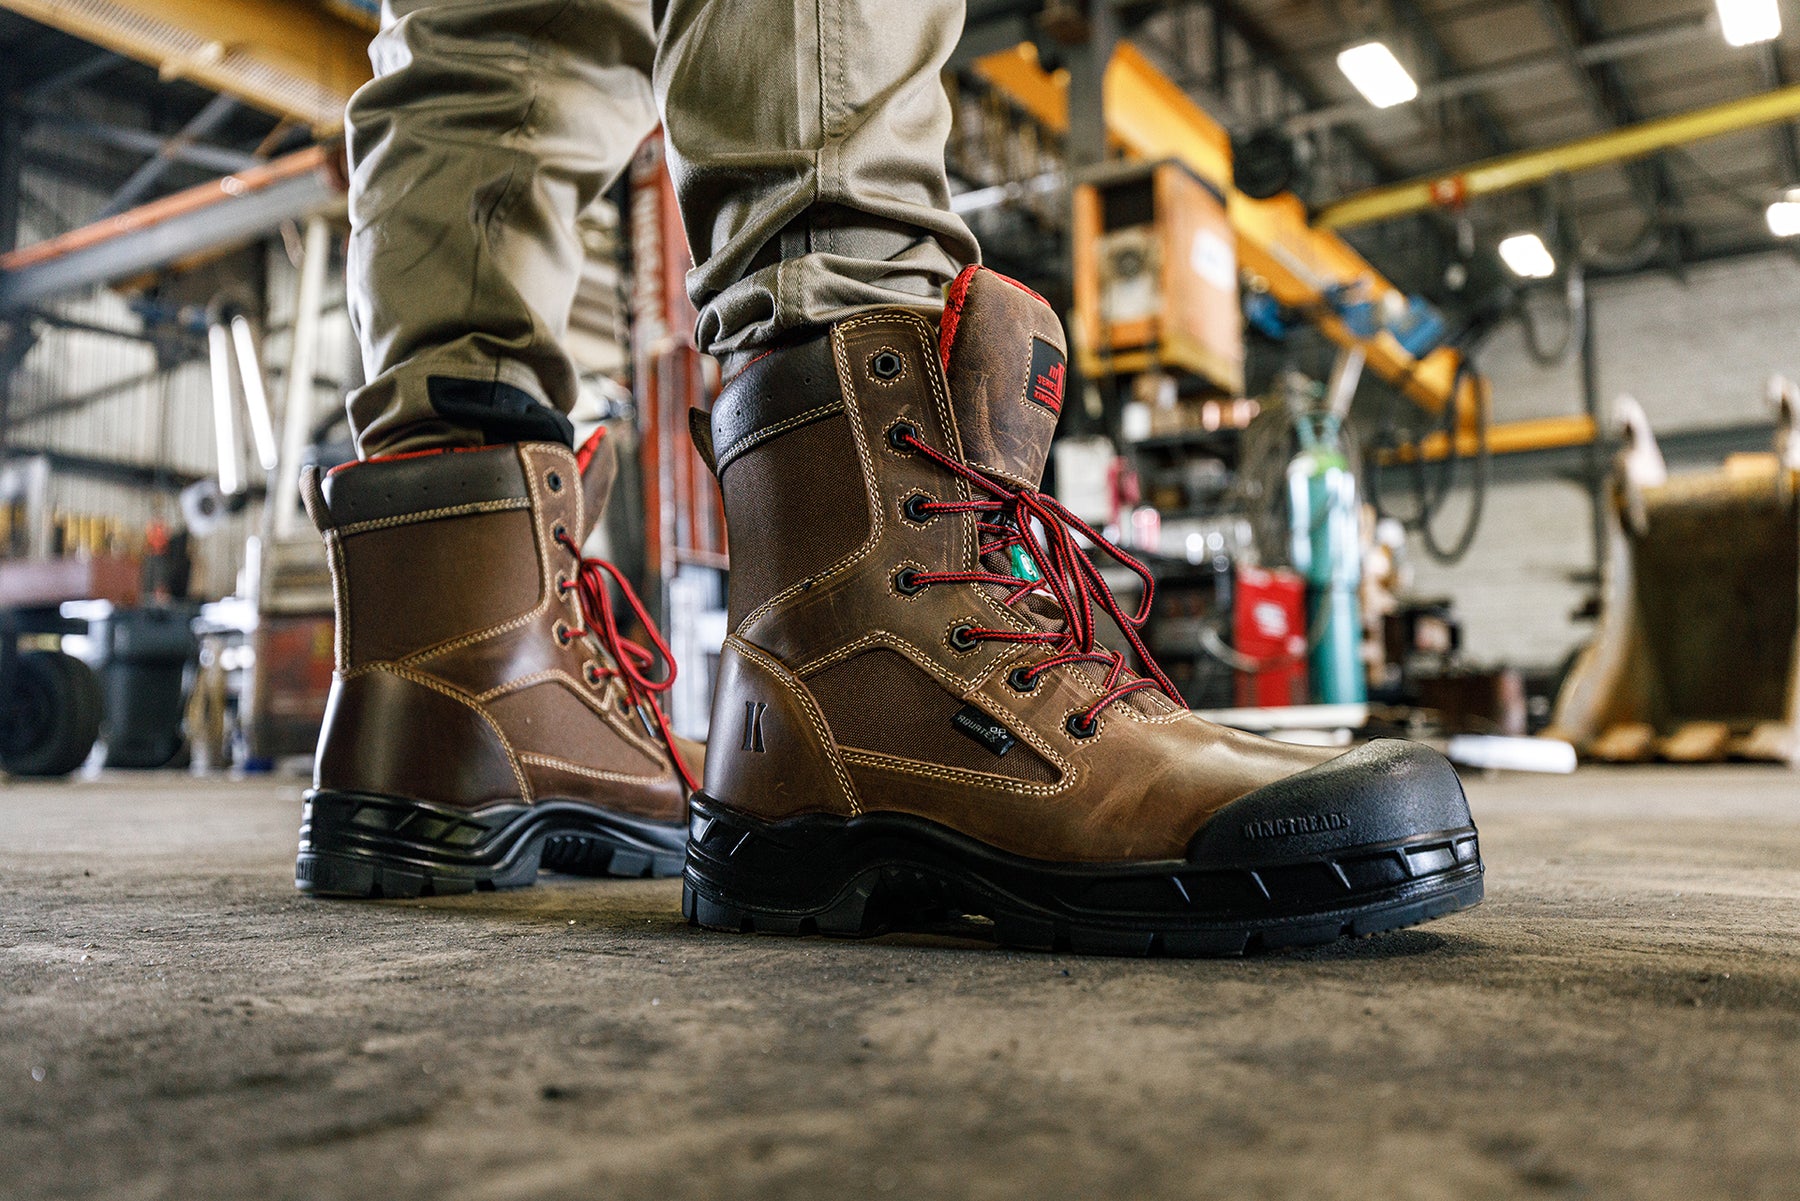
[975,42,1474,415]
[1319,82,1800,230]
[0,0,371,130]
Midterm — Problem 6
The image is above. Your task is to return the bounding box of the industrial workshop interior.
[3,0,1799,1196]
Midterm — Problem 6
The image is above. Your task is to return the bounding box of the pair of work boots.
[296,267,1482,956]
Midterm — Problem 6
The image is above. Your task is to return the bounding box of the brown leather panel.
[720,412,871,628]
[523,760,685,823]
[340,509,541,666]
[577,433,618,540]
[673,734,707,783]
[411,611,568,694]
[803,648,1058,784]
[942,269,1065,489]
[703,638,858,819]
[314,668,523,808]
[320,443,527,528]
[485,683,663,776]
[848,708,1339,862]
[517,443,584,553]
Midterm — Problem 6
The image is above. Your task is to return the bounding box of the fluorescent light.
[1337,41,1419,108]
[1768,189,1800,237]
[1499,233,1557,279]
[1716,0,1781,46]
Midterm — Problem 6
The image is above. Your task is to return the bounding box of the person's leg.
[298,0,696,899]
[345,0,658,458]
[652,0,981,362]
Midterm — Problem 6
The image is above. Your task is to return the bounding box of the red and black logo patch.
[1027,337,1066,414]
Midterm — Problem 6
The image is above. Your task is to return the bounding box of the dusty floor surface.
[1,765,1796,1200]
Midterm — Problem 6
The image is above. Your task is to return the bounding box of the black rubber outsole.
[681,796,1484,958]
[295,790,687,899]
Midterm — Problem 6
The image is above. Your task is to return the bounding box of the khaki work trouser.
[345,0,980,457]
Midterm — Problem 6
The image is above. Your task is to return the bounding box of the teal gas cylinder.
[1286,411,1366,704]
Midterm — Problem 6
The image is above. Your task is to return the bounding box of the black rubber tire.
[295,789,689,898]
[2,650,104,778]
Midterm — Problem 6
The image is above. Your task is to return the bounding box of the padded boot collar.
[311,444,527,530]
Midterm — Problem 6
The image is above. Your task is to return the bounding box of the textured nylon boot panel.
[719,412,871,628]
[340,509,542,666]
[802,649,1061,784]
[486,686,663,776]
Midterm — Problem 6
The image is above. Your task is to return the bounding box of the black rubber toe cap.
[1186,739,1473,868]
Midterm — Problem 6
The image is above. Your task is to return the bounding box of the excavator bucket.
[1547,382,1800,766]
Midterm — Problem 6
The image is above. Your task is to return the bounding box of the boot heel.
[682,796,882,937]
[296,789,545,898]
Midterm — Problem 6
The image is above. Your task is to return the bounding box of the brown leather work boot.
[294,431,701,898]
[681,266,1481,955]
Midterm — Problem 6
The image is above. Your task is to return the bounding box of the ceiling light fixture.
[1337,42,1419,109]
[1767,189,1800,237]
[1499,233,1557,279]
[1716,0,1781,47]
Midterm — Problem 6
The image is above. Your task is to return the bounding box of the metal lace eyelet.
[870,349,904,380]
[1066,712,1099,739]
[546,470,563,492]
[584,662,602,686]
[552,523,568,542]
[893,568,925,596]
[887,420,920,451]
[1008,665,1039,693]
[554,621,573,646]
[902,493,934,524]
[948,623,979,653]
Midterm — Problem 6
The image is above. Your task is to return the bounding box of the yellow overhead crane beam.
[0,0,371,131]
[975,42,1475,416]
[1319,81,1800,231]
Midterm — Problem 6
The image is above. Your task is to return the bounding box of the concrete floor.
[2,766,1796,1201]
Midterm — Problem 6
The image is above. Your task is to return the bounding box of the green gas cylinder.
[1287,410,1366,704]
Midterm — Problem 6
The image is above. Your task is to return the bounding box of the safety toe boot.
[295,431,701,897]
[682,266,1482,955]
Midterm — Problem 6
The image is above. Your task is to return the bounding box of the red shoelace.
[553,529,698,792]
[892,426,1183,733]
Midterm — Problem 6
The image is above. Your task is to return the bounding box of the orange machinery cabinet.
[1072,160,1243,395]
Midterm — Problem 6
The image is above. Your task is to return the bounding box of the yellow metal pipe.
[1319,83,1800,230]
[1377,414,1599,463]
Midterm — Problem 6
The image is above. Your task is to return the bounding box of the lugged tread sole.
[296,790,686,899]
[681,796,1483,958]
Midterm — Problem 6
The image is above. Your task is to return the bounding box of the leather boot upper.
[698,267,1463,864]
[303,436,698,822]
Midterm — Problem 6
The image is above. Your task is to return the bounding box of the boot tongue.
[939,266,1066,490]
[939,271,1165,714]
[575,426,618,541]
